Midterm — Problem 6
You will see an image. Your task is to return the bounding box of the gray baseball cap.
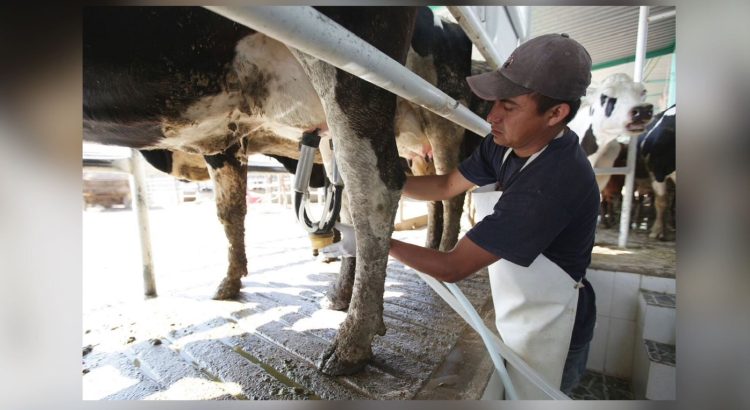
[466,33,592,102]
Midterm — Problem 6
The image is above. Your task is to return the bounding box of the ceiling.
[529,6,676,110]
[529,6,675,69]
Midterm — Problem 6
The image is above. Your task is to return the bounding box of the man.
[326,33,598,398]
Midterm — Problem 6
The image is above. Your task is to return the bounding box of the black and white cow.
[84,6,477,375]
[570,73,655,191]
[638,104,676,239]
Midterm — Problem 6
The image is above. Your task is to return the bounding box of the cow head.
[586,73,653,138]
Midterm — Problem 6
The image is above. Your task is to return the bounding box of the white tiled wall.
[586,269,613,317]
[605,318,636,377]
[646,362,676,400]
[587,315,609,372]
[641,275,676,294]
[585,269,676,379]
[642,305,677,345]
[611,272,641,320]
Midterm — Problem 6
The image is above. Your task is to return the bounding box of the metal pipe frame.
[618,6,650,248]
[447,6,504,69]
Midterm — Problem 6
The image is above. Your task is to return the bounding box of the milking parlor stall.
[82,6,676,401]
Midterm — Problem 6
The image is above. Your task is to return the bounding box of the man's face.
[486,94,550,152]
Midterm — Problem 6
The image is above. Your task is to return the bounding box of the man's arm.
[402,168,474,201]
[389,235,499,283]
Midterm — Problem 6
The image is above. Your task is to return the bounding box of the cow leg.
[291,7,416,376]
[650,179,668,240]
[328,189,357,311]
[319,104,403,374]
[425,201,443,249]
[204,146,248,300]
[316,135,357,311]
[407,155,443,249]
[428,123,466,251]
[318,132,402,375]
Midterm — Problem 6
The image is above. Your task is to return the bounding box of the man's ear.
[547,103,570,127]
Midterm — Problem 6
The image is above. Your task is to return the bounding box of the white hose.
[444,282,519,400]
[414,271,570,400]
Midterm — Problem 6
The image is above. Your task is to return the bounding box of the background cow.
[584,104,676,241]
[84,6,485,376]
[569,73,654,191]
[638,104,676,239]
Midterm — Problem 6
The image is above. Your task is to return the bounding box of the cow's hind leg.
[428,122,466,251]
[292,7,416,376]
[204,145,248,300]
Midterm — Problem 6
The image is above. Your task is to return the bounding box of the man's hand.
[320,222,356,258]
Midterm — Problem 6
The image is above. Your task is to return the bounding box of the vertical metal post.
[129,149,157,296]
[618,6,649,248]
[668,53,676,107]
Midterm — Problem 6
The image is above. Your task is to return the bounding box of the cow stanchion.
[293,129,344,255]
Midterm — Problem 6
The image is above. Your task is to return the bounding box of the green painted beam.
[591,43,675,71]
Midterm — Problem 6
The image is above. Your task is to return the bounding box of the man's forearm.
[402,175,447,201]
[389,238,468,283]
[403,174,470,202]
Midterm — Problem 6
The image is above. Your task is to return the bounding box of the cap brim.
[466,70,531,101]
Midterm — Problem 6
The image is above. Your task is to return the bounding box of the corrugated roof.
[529,6,676,69]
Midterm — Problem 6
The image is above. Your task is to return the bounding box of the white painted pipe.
[205,6,491,138]
[447,6,504,69]
[128,149,157,296]
[633,6,649,84]
[618,6,650,248]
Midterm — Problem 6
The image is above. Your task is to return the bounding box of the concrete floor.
[82,201,496,399]
[82,199,674,400]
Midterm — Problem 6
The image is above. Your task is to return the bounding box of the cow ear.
[582,85,598,105]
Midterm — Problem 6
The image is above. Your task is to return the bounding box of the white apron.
[472,146,582,399]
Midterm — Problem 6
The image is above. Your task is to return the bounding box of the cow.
[569,73,655,191]
[585,104,676,240]
[83,6,480,375]
[638,104,676,239]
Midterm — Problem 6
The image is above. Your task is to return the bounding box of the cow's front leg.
[204,145,248,300]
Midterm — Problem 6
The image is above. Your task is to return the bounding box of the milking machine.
[293,129,344,255]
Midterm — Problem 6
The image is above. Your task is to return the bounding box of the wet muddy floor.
[83,203,496,399]
[82,201,674,400]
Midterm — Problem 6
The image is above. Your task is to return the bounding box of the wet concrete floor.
[83,203,496,399]
[83,201,674,400]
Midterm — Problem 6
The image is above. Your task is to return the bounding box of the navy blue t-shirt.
[458,128,599,347]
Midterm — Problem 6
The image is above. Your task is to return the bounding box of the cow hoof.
[317,343,369,376]
[325,297,350,312]
[321,256,341,264]
[376,319,386,336]
[213,277,242,300]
